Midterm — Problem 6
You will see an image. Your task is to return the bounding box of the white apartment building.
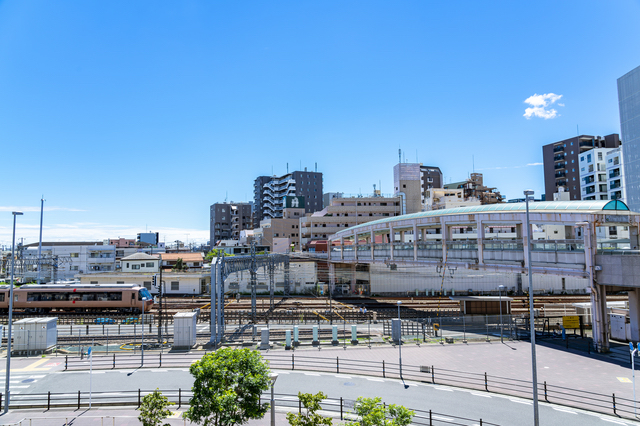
[22,242,116,282]
[120,253,160,273]
[579,147,626,202]
[424,188,481,211]
[606,147,626,201]
[579,148,610,201]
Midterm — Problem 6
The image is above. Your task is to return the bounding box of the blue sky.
[1,1,639,246]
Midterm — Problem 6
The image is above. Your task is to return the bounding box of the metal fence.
[60,352,640,420]
[0,389,498,426]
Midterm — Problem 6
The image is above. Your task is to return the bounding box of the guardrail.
[0,390,499,425]
[63,352,638,420]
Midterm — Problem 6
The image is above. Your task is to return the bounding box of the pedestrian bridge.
[327,200,640,351]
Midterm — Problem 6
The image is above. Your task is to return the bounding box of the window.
[146,262,154,267]
[117,281,125,284]
[171,281,179,291]
[70,266,79,271]
[580,156,584,162]
[132,264,140,270]
[598,152,603,160]
[70,253,79,258]
[143,281,152,290]
[91,281,98,284]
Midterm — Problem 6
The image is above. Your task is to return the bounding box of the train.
[0,283,153,314]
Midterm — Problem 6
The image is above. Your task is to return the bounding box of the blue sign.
[630,342,634,351]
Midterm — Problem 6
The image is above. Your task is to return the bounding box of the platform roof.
[344,200,632,234]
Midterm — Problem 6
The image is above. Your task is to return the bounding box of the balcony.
[554,155,565,162]
[610,181,621,190]
[609,170,620,179]
[553,145,564,153]
[554,163,565,170]
[555,180,567,187]
[555,171,566,178]
[579,140,594,148]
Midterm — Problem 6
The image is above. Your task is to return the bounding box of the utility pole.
[37,197,44,284]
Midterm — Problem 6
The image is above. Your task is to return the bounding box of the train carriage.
[0,284,153,314]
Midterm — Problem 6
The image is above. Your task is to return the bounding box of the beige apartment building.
[299,195,402,248]
[255,205,306,252]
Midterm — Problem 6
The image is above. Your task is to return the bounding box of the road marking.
[433,415,454,422]
[471,393,491,398]
[509,399,532,405]
[367,378,384,382]
[29,375,45,378]
[150,370,169,373]
[10,386,31,389]
[600,419,627,425]
[616,377,631,383]
[434,388,453,392]
[335,375,352,378]
[304,373,320,376]
[552,408,576,415]
[405,383,417,387]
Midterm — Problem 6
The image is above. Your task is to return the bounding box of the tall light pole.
[397,300,402,379]
[270,373,279,426]
[498,285,505,343]
[5,211,23,413]
[524,189,539,426]
[37,198,44,284]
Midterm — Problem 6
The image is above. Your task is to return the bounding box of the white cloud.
[523,93,563,119]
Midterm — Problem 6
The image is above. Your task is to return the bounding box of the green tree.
[205,249,235,262]
[286,392,333,426]
[352,397,413,426]
[138,388,174,426]
[183,348,271,426]
[172,258,187,271]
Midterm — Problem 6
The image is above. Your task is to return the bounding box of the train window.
[108,292,122,301]
[82,294,96,301]
[0,294,4,302]
[54,293,68,301]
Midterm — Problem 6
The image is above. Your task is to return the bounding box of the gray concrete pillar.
[389,225,395,261]
[370,228,375,260]
[629,289,640,342]
[413,223,418,261]
[476,219,484,265]
[440,218,448,262]
[351,264,357,294]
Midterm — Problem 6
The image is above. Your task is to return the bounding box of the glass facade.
[618,65,640,212]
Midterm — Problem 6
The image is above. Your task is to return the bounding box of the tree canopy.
[183,348,271,426]
[138,389,174,426]
[352,397,414,426]
[286,392,333,426]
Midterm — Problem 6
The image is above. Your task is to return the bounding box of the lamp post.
[524,189,539,426]
[4,211,23,414]
[270,373,279,426]
[397,300,402,379]
[498,285,505,343]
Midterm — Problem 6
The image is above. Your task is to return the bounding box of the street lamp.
[524,189,539,426]
[270,373,279,426]
[397,300,402,379]
[498,285,505,343]
[4,211,23,414]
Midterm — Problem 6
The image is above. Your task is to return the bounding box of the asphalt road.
[10,368,633,426]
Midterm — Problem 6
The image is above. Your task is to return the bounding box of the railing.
[60,353,639,420]
[0,389,499,425]
[483,241,523,250]
[553,145,564,152]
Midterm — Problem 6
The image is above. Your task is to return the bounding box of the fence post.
[1,392,3,411]
[544,381,548,402]
[382,360,385,378]
[337,357,339,374]
[86,324,89,335]
[480,419,482,426]
[484,372,488,391]
[613,393,616,416]
[48,391,51,411]
[113,354,116,369]
[179,388,182,409]
[65,355,68,370]
[78,390,81,410]
[159,353,162,368]
[340,397,343,420]
[429,409,432,426]
[292,353,295,371]
[299,398,302,414]
[431,366,435,384]
[138,389,141,408]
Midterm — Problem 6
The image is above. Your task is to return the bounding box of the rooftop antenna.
[315,162,317,172]
[398,148,401,164]
[225,191,228,202]
[473,155,475,173]
[287,163,288,173]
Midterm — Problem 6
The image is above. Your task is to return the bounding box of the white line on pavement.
[366,378,384,382]
[334,375,352,378]
[304,373,320,376]
[471,393,491,398]
[509,399,532,405]
[434,388,453,392]
[552,408,577,415]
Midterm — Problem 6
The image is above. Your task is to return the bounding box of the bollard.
[544,381,548,402]
[484,372,488,391]
[113,354,116,369]
[292,353,295,370]
[179,388,182,408]
[613,393,616,415]
[431,366,435,384]
[312,325,319,346]
[65,355,68,370]
[340,397,343,420]
[293,325,299,347]
[47,391,51,410]
[351,324,358,345]
[299,398,302,414]
[159,353,162,368]
[78,390,81,409]
[332,325,338,345]
[86,324,89,335]
[285,330,292,350]
[429,410,432,426]
[382,360,385,378]
[336,356,339,374]
[138,389,141,407]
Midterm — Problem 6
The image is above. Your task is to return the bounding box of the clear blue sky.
[1,1,639,246]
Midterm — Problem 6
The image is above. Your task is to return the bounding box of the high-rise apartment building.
[542,134,621,201]
[618,65,640,211]
[253,170,323,225]
[210,202,253,245]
